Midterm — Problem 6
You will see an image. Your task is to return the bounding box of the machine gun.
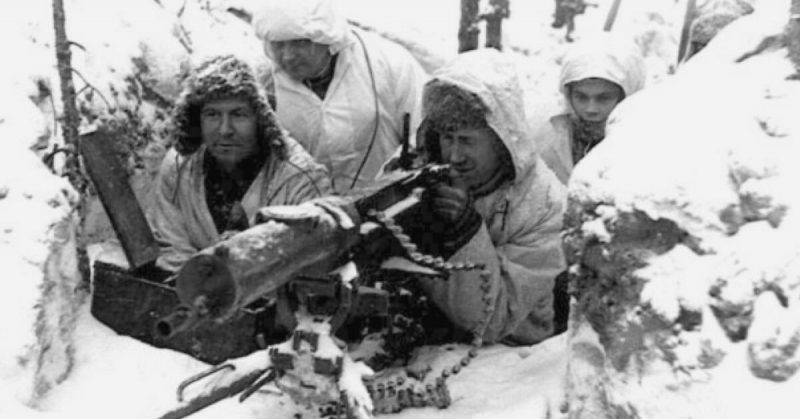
[155,163,451,339]
[155,163,473,419]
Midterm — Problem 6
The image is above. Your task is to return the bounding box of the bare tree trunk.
[484,0,509,50]
[459,0,481,52]
[788,0,800,75]
[52,0,82,189]
[676,0,697,64]
[53,0,93,297]
[603,0,623,32]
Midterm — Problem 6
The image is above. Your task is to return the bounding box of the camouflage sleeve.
[151,151,199,272]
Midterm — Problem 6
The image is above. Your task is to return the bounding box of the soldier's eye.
[202,109,220,119]
[598,94,615,103]
[440,134,454,146]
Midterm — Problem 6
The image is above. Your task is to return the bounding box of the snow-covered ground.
[35,306,568,419]
[0,0,703,418]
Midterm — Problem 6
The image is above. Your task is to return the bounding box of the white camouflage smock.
[253,0,427,193]
[420,49,568,345]
[531,33,646,184]
[151,137,331,272]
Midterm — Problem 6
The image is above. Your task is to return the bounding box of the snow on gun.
[154,200,360,339]
[155,163,450,339]
[156,164,452,419]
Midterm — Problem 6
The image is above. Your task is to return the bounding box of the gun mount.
[153,163,489,419]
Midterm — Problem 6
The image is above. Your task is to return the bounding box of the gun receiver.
[354,163,449,217]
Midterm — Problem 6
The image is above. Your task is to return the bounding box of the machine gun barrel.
[154,305,205,339]
[173,203,360,326]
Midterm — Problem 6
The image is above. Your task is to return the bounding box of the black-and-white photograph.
[2,0,797,418]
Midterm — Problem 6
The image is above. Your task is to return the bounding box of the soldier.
[252,0,427,193]
[399,48,567,345]
[552,0,568,29]
[553,0,595,42]
[151,55,331,272]
[532,33,647,185]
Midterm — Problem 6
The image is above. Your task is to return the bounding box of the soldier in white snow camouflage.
[531,33,647,185]
[252,0,427,193]
[152,55,332,272]
[404,49,567,345]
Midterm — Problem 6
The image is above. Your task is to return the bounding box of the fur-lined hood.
[420,48,536,184]
[170,55,285,157]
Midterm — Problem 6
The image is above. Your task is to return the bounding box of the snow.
[0,0,742,418]
[409,338,567,419]
[562,1,800,417]
[0,303,568,419]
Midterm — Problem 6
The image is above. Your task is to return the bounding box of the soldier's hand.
[430,183,472,225]
[423,182,482,257]
[225,202,250,232]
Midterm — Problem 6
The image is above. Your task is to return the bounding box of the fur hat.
[419,80,490,161]
[422,80,489,133]
[418,79,514,189]
[171,55,284,156]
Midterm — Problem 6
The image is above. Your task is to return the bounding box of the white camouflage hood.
[252,0,352,56]
[559,32,646,100]
[421,48,537,182]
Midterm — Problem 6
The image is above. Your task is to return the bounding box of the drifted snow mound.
[0,74,83,410]
[562,2,800,419]
[0,0,267,410]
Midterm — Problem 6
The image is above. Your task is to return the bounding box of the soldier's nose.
[219,115,234,135]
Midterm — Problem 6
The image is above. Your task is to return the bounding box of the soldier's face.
[267,39,333,82]
[568,78,624,123]
[438,127,504,190]
[201,98,259,170]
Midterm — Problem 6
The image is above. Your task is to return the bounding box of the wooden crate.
[90,261,280,364]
